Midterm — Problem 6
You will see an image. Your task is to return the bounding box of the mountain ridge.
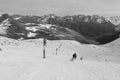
[0,13,119,45]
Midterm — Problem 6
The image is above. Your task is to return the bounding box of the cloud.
[0,0,119,15]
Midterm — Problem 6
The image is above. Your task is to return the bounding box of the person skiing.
[70,53,77,61]
[73,53,77,59]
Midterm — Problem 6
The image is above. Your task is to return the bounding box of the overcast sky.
[0,0,120,16]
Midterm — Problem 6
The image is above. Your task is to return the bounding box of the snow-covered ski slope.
[0,37,120,80]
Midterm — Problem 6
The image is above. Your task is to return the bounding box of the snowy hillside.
[102,37,120,53]
[0,37,120,80]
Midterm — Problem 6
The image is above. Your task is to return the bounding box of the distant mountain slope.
[45,15,116,39]
[13,14,117,39]
[0,14,27,39]
[39,14,119,44]
[105,16,120,31]
[105,16,120,26]
[0,14,99,44]
[0,13,118,44]
[26,24,99,44]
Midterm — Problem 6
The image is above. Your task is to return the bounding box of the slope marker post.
[43,38,46,59]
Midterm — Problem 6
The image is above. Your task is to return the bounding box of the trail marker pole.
[56,48,58,55]
[43,38,46,59]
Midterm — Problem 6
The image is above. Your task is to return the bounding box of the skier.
[73,53,77,59]
[70,53,77,61]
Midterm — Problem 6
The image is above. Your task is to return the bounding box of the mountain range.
[0,13,119,45]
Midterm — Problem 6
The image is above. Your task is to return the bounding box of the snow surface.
[26,27,38,32]
[39,24,53,28]
[0,37,120,80]
[25,23,36,26]
[14,17,21,20]
[26,24,53,32]
[0,19,11,35]
[27,32,36,38]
